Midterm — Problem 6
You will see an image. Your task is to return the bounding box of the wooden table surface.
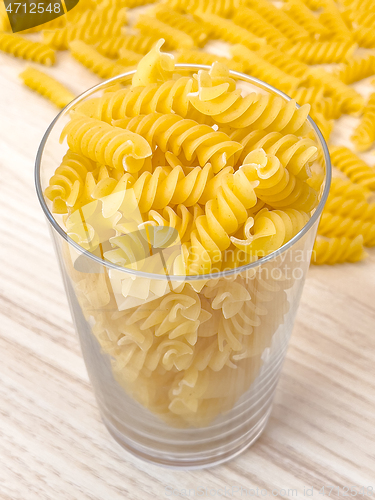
[1,50,375,500]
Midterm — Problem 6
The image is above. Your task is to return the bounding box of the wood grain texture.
[0,50,375,500]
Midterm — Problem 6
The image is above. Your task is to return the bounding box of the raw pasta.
[0,33,55,66]
[135,15,195,50]
[176,50,245,72]
[336,54,375,84]
[318,212,375,246]
[69,41,129,78]
[96,34,160,59]
[329,145,375,189]
[351,93,375,152]
[19,66,75,109]
[311,235,366,264]
[282,0,329,37]
[286,40,357,65]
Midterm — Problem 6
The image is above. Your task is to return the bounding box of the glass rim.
[35,63,332,282]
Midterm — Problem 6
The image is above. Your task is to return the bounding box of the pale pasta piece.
[114,113,243,173]
[351,93,375,152]
[232,7,290,49]
[189,64,310,135]
[231,45,300,93]
[151,5,208,47]
[19,66,75,109]
[0,33,55,66]
[336,54,375,84]
[131,39,174,87]
[319,0,353,40]
[329,145,375,189]
[286,40,357,64]
[194,12,265,50]
[246,0,310,41]
[176,49,245,72]
[353,27,375,49]
[311,235,366,264]
[69,41,129,78]
[96,34,160,59]
[256,44,309,80]
[61,115,152,173]
[318,213,375,246]
[135,15,195,50]
[282,0,329,37]
[289,86,325,107]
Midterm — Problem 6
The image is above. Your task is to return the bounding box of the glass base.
[101,405,273,469]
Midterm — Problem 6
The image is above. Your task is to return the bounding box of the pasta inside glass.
[36,65,331,468]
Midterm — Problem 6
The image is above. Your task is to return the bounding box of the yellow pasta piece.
[313,97,342,120]
[96,34,159,59]
[69,41,128,78]
[311,235,366,264]
[0,33,55,66]
[231,208,309,259]
[305,68,364,115]
[309,110,333,142]
[230,129,318,180]
[246,0,310,41]
[231,45,300,93]
[345,9,375,30]
[194,12,265,50]
[318,212,375,246]
[319,0,353,40]
[114,113,243,173]
[329,177,371,201]
[131,39,175,87]
[135,15,195,50]
[189,64,310,135]
[353,27,375,49]
[152,5,208,47]
[232,7,290,49]
[117,48,143,67]
[256,44,309,80]
[19,66,75,109]
[286,40,357,64]
[351,93,375,152]
[165,0,238,16]
[61,115,152,173]
[329,145,375,189]
[176,49,245,72]
[282,0,329,37]
[336,54,375,84]
[42,8,127,50]
[325,193,375,222]
[289,86,325,107]
[74,76,199,123]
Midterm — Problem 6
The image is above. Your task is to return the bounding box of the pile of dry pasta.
[1,0,375,266]
[47,45,322,426]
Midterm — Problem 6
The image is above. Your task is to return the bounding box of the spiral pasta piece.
[43,151,97,214]
[305,68,364,115]
[318,213,375,246]
[42,8,126,50]
[176,50,245,72]
[231,208,310,258]
[289,86,325,107]
[189,64,310,135]
[351,93,375,152]
[353,27,375,49]
[325,195,375,222]
[319,1,353,40]
[313,97,342,120]
[282,0,329,37]
[194,12,265,50]
[231,45,300,93]
[152,5,208,47]
[69,41,129,78]
[19,67,75,109]
[286,40,357,64]
[231,129,318,180]
[239,149,318,212]
[93,163,215,213]
[0,33,55,66]
[336,54,375,84]
[75,76,197,124]
[165,0,238,16]
[312,235,366,264]
[135,15,195,49]
[114,113,243,173]
[256,45,309,80]
[246,0,309,41]
[96,34,160,59]
[61,115,152,173]
[232,7,290,49]
[329,177,371,201]
[345,9,375,29]
[329,146,375,189]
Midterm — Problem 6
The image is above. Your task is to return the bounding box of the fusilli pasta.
[351,93,375,152]
[329,146,375,189]
[0,33,55,66]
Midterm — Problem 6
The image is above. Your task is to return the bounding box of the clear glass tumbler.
[35,65,331,468]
